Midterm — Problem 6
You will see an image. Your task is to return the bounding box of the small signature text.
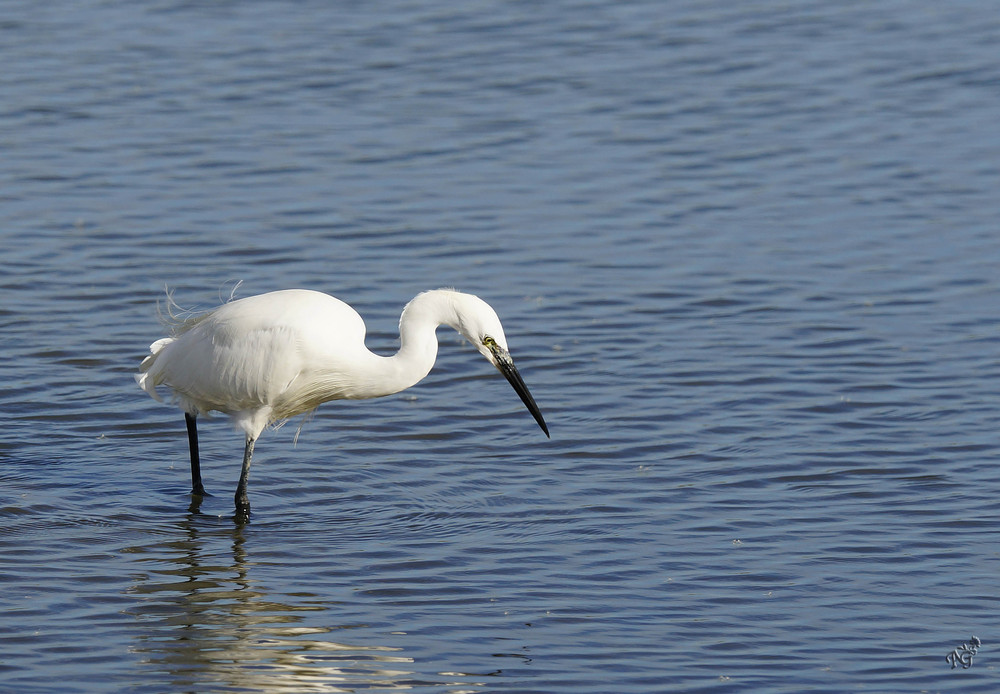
[945,636,981,670]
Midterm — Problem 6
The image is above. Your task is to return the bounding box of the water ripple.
[4,1,1000,692]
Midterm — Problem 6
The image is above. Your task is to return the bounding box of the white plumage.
[137,288,548,519]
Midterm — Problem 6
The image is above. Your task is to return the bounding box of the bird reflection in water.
[124,513,479,692]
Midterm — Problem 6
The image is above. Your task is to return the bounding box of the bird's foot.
[234,497,251,524]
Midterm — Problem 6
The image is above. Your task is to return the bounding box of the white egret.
[136,288,548,519]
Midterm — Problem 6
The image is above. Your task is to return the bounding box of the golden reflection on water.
[122,513,440,693]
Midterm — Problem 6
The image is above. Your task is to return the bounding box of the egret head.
[448,291,550,438]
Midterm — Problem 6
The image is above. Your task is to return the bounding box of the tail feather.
[136,337,174,402]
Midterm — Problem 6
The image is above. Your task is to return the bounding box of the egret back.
[137,289,371,437]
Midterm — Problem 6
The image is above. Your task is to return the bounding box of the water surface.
[3,1,1000,691]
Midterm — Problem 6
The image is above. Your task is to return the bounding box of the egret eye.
[482,336,496,347]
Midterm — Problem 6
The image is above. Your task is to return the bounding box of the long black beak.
[492,347,549,437]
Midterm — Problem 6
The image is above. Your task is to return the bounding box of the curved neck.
[351,290,462,399]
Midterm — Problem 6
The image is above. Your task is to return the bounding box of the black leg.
[185,412,207,496]
[235,436,255,522]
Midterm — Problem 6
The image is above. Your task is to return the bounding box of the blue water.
[3,1,1000,691]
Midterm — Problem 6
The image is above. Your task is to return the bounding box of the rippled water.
[3,1,1000,691]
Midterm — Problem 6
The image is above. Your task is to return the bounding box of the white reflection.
[123,513,439,693]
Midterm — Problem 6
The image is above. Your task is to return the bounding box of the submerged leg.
[234,436,255,521]
[185,412,206,496]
